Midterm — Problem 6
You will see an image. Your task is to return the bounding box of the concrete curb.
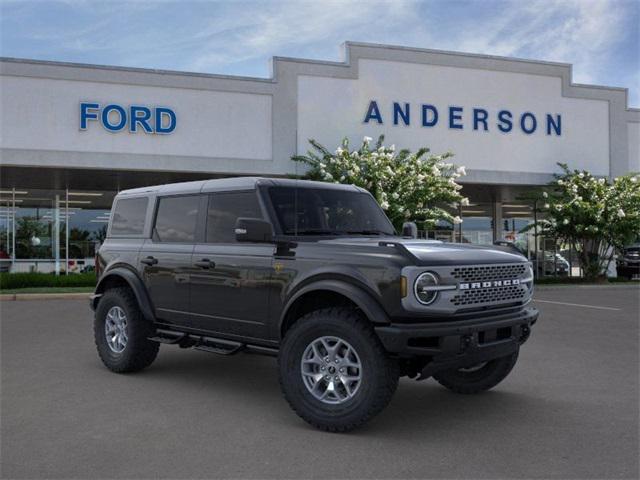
[536,283,639,290]
[0,292,91,301]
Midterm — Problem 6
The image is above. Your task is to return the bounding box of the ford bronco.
[91,177,538,431]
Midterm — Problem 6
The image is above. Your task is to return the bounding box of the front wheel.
[433,349,519,394]
[94,287,159,373]
[278,308,399,432]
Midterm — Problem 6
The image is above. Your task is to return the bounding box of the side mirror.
[235,217,273,243]
[402,222,418,239]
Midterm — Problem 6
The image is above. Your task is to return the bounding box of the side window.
[110,197,148,236]
[153,195,200,243]
[206,191,262,243]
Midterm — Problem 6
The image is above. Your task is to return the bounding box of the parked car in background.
[0,249,11,273]
[616,243,640,280]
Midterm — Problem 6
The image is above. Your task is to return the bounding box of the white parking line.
[534,299,621,311]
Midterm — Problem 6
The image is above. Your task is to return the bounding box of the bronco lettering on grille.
[459,279,520,290]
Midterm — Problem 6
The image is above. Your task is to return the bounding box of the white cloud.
[185,0,418,72]
[428,0,631,86]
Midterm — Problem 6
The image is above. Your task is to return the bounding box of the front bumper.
[375,307,538,377]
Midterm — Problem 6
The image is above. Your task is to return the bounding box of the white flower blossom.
[380,201,389,209]
[389,144,395,152]
[452,216,463,225]
[460,197,470,206]
[618,208,626,218]
[563,219,569,225]
[456,166,467,176]
[335,147,343,155]
[363,136,372,143]
[544,203,550,209]
[542,191,548,198]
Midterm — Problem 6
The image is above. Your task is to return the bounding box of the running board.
[148,329,187,345]
[148,329,278,357]
[193,335,244,356]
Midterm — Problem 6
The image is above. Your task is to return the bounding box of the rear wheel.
[433,349,519,394]
[278,307,399,432]
[94,287,159,373]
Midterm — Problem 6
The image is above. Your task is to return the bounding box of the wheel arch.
[279,279,390,339]
[93,267,156,323]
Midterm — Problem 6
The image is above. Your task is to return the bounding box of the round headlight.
[414,272,439,305]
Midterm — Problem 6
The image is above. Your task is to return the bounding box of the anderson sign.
[363,100,562,136]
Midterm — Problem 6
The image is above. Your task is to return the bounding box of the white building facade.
[1,42,638,272]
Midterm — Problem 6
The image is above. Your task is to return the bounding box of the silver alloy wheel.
[105,306,128,353]
[300,336,362,405]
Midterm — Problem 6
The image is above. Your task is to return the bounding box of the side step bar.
[148,329,278,357]
[194,336,244,356]
[148,329,187,345]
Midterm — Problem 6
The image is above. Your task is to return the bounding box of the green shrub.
[0,272,97,290]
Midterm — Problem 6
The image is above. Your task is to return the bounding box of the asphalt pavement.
[1,286,638,479]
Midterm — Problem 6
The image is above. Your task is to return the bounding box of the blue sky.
[1,0,639,106]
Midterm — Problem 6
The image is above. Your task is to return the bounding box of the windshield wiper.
[345,230,389,235]
[286,229,342,235]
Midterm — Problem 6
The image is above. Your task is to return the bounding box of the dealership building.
[0,42,638,273]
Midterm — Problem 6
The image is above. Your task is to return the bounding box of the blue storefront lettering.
[362,100,561,136]
[80,102,176,134]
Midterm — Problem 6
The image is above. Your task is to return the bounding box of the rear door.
[190,190,275,340]
[139,194,201,326]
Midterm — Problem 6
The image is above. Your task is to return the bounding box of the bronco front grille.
[449,263,530,307]
[451,264,527,283]
[451,284,527,306]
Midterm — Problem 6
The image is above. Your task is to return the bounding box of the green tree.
[531,163,640,280]
[293,135,468,230]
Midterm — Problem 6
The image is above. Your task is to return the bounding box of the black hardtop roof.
[116,177,368,197]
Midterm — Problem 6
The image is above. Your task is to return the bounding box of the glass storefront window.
[0,188,116,273]
[460,203,493,245]
[501,202,535,257]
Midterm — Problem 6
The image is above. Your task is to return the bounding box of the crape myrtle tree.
[531,163,640,280]
[292,135,469,231]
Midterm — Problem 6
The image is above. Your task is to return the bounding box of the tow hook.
[519,325,531,343]
[461,334,474,353]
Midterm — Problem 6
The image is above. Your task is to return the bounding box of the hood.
[317,237,528,266]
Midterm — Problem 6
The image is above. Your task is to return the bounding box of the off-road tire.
[94,287,159,373]
[433,349,519,394]
[278,307,399,432]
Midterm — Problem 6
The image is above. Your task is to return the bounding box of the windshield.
[267,186,395,236]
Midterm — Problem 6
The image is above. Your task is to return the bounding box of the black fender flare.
[279,279,390,336]
[93,267,156,323]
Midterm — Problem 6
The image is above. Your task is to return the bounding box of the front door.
[139,194,201,326]
[189,191,274,340]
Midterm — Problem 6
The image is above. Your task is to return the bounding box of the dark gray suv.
[91,177,538,431]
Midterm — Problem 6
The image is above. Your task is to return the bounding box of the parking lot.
[1,285,638,479]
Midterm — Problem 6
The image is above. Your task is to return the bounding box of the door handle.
[141,256,158,266]
[194,258,215,269]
